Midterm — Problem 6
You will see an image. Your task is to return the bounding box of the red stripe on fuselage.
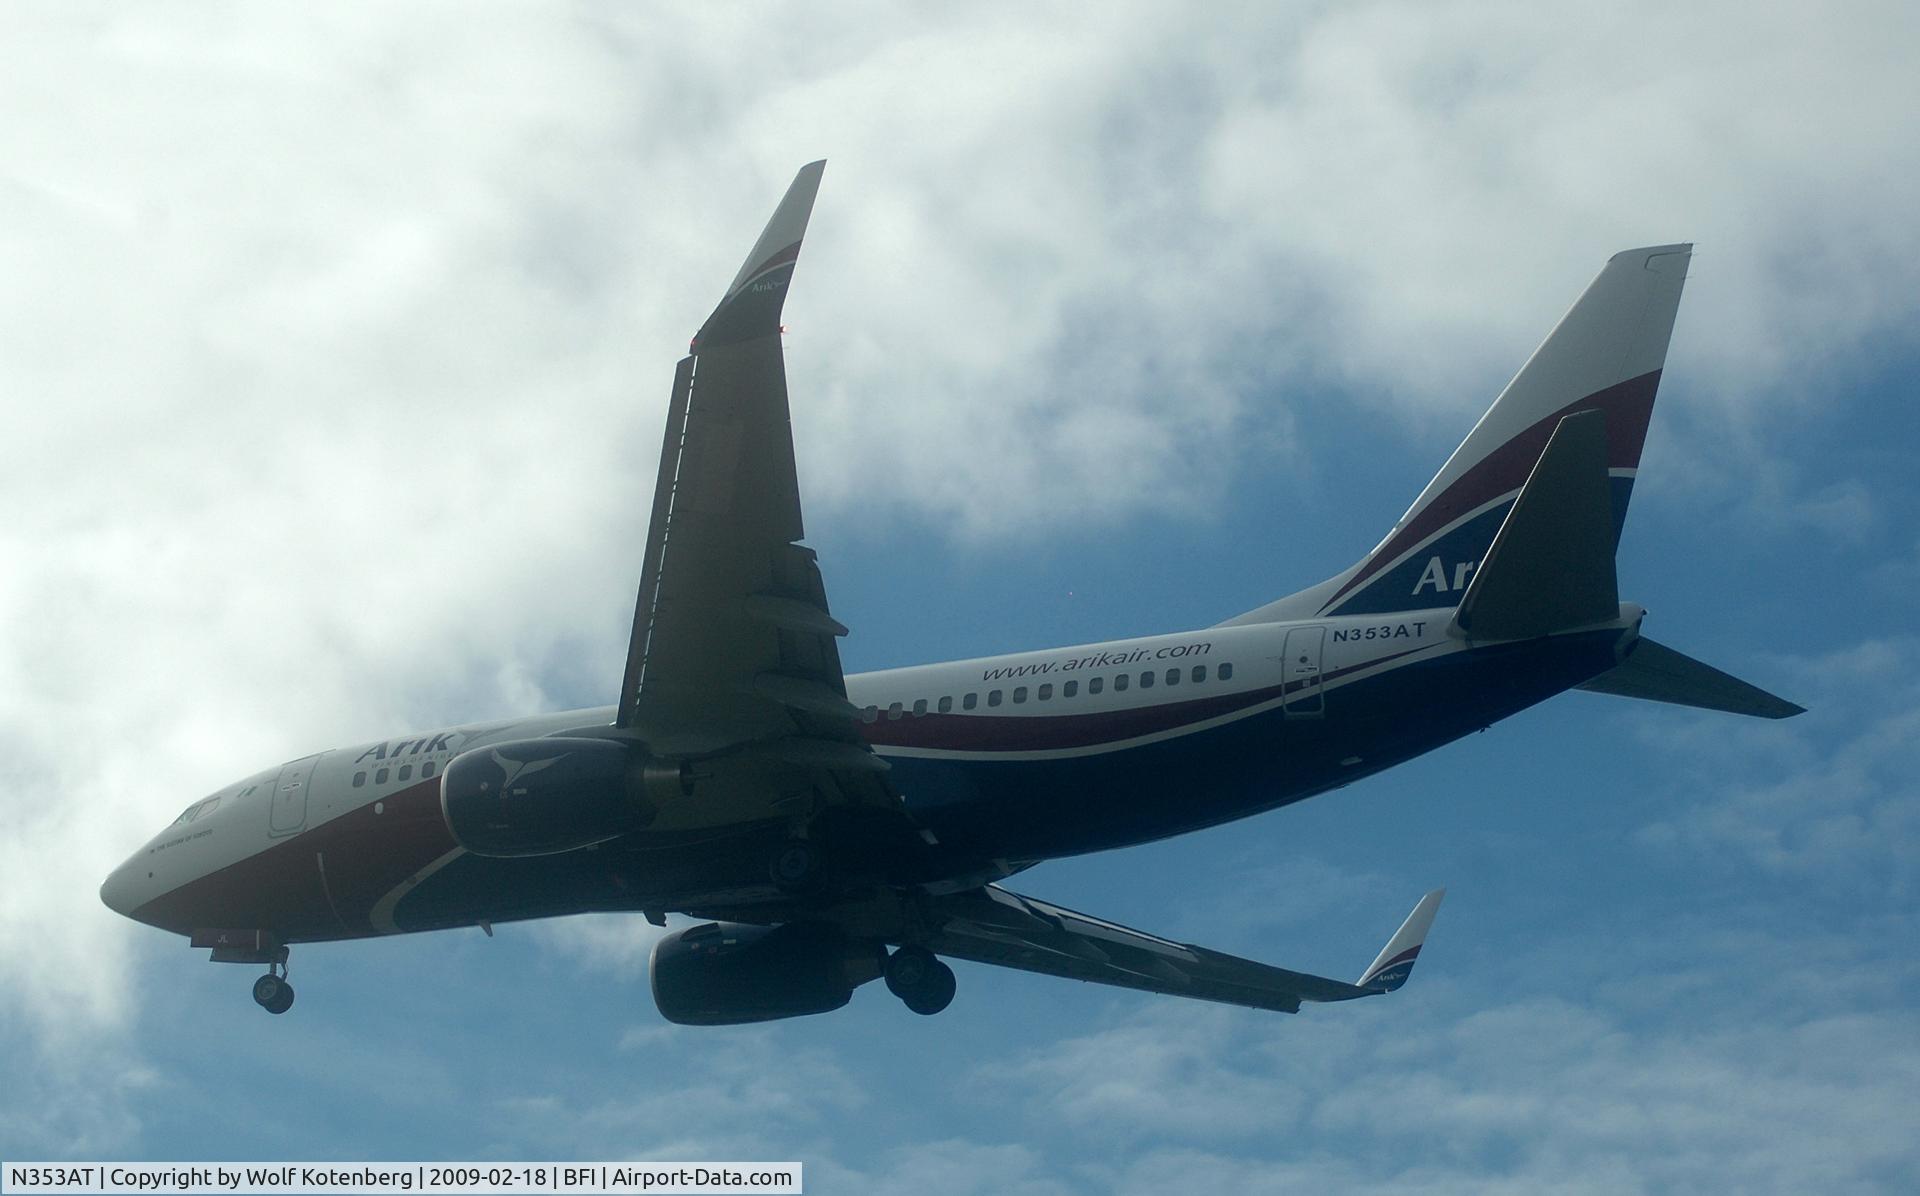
[129,777,456,942]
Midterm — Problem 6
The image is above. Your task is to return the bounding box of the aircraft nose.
[100,859,141,919]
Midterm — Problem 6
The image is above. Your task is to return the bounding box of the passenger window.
[989,690,1003,707]
[964,693,978,710]
[1038,683,1053,700]
[1089,677,1104,694]
[398,765,412,781]
[375,767,390,784]
[862,705,879,723]
[1220,662,1234,680]
[913,699,928,716]
[423,762,436,778]
[1064,680,1078,697]
[353,771,367,788]
[1113,674,1128,691]
[887,702,904,720]
[938,696,953,713]
[1013,687,1027,704]
[1192,665,1207,682]
[1166,668,1180,686]
[1140,671,1155,689]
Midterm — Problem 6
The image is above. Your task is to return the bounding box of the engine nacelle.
[649,921,882,1025]
[441,737,684,858]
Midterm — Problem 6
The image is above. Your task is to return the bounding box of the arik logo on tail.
[1412,556,1480,596]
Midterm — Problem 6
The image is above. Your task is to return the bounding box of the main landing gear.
[885,945,956,1016]
[251,949,295,1015]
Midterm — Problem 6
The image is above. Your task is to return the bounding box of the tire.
[252,974,284,1008]
[265,984,295,1015]
[885,946,937,1000]
[902,961,956,1016]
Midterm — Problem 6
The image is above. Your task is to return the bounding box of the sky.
[3,2,1918,1191]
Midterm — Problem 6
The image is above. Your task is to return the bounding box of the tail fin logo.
[1413,557,1480,597]
[1360,945,1422,992]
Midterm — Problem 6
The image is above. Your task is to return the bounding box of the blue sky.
[4,4,1918,1192]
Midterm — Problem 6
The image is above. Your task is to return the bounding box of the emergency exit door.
[1282,626,1326,717]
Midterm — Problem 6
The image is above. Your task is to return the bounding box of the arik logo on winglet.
[1412,556,1480,596]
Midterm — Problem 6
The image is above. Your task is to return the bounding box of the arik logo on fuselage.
[354,732,458,764]
[1412,556,1480,596]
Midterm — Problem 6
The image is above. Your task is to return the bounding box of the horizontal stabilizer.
[1450,411,1619,641]
[1578,637,1804,719]
[1357,888,1445,991]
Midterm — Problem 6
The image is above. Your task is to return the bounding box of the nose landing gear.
[251,949,295,1015]
[885,945,956,1016]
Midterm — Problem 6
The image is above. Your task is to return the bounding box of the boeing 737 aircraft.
[102,163,1799,1023]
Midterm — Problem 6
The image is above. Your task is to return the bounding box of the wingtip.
[697,162,830,348]
[1355,889,1447,992]
[723,162,828,297]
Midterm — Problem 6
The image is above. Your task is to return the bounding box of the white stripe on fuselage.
[845,614,1458,761]
[370,846,467,934]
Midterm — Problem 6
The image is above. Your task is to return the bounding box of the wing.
[614,163,903,831]
[917,885,1446,1013]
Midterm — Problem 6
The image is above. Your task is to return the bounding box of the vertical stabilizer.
[1222,244,1690,626]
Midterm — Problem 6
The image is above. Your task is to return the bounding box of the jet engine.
[440,737,688,857]
[649,921,883,1025]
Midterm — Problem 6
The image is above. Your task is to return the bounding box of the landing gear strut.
[251,948,294,1015]
[885,945,956,1016]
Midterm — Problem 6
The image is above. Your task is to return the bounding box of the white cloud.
[534,911,680,976]
[0,1041,156,1156]
[480,1027,868,1160]
[992,989,1920,1194]
[1634,637,1920,885]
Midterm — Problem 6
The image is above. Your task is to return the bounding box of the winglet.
[1356,888,1445,992]
[694,160,826,349]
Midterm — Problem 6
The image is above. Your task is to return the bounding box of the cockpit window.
[170,795,221,825]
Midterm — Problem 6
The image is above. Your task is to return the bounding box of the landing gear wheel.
[903,962,955,1016]
[252,947,295,1014]
[769,838,826,893]
[252,973,295,1014]
[886,946,956,1016]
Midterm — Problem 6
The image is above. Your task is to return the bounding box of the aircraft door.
[268,753,322,836]
[1282,626,1326,718]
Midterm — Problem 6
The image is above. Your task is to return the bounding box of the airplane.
[101,161,1800,1024]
